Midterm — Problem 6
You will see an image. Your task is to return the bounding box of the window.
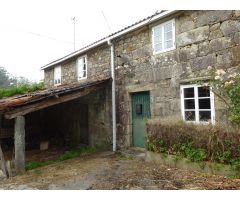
[54,66,61,86]
[180,85,215,124]
[77,56,87,80]
[152,19,175,54]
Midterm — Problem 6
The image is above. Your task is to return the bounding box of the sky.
[0,0,239,82]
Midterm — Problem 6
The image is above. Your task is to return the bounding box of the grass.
[25,146,96,171]
[58,147,96,161]
[0,82,44,99]
[26,161,55,170]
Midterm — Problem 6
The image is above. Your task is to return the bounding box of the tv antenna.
[101,10,112,32]
[71,17,76,51]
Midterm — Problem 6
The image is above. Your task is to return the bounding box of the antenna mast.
[72,17,76,51]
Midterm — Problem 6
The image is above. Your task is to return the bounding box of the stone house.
[41,10,240,149]
[1,11,240,171]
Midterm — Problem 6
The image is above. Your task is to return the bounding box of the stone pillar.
[14,116,25,173]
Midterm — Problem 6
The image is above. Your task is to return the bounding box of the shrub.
[146,119,240,165]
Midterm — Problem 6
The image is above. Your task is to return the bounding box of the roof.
[0,77,111,119]
[41,10,178,70]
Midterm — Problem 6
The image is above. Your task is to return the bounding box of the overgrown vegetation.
[146,119,240,173]
[203,66,240,124]
[0,82,44,99]
[25,147,96,170]
[58,147,96,161]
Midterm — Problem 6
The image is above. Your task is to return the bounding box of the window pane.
[199,111,211,121]
[184,99,195,109]
[198,86,210,97]
[185,111,195,121]
[164,22,172,32]
[154,35,162,44]
[199,99,211,109]
[184,87,194,98]
[164,40,173,49]
[154,26,162,36]
[83,70,86,77]
[154,43,162,52]
[165,31,172,41]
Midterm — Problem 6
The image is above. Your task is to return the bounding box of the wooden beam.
[14,116,25,173]
[4,84,105,119]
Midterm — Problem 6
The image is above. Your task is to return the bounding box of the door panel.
[132,92,151,147]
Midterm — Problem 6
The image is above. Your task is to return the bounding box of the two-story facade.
[41,10,240,149]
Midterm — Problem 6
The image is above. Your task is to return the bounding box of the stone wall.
[44,10,240,149]
[44,44,111,87]
[113,10,240,148]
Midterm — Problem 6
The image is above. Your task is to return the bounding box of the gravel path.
[0,151,240,190]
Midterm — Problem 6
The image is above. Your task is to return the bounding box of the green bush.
[146,119,240,166]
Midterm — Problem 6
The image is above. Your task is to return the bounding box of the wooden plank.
[4,84,105,119]
[0,142,9,178]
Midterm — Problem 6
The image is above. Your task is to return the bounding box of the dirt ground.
[1,150,240,190]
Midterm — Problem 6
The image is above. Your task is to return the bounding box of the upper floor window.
[152,19,175,54]
[77,56,87,80]
[180,85,215,124]
[54,66,61,86]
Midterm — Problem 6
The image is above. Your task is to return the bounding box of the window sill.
[153,46,176,55]
[78,77,87,81]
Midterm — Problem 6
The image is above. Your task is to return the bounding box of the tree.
[0,67,32,88]
[0,67,13,88]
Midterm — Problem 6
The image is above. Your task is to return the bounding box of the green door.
[132,91,151,148]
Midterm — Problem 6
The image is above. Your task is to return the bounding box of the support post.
[14,116,25,173]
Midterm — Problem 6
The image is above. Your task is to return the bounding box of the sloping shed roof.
[0,77,111,119]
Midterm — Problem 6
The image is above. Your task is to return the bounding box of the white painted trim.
[77,55,87,81]
[54,65,61,86]
[152,19,176,55]
[41,10,178,70]
[180,84,215,124]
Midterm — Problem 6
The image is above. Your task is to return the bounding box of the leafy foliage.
[0,82,44,99]
[146,120,240,169]
[206,66,240,124]
[0,66,32,89]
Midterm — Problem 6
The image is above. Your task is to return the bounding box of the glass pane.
[199,99,211,109]
[198,86,210,97]
[154,35,162,43]
[78,71,83,78]
[165,31,172,41]
[164,22,172,32]
[199,111,211,121]
[154,26,162,36]
[164,40,173,49]
[83,70,86,77]
[184,87,194,98]
[185,111,195,121]
[184,99,195,109]
[154,43,162,52]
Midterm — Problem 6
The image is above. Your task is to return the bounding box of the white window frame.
[180,84,215,124]
[54,65,61,86]
[77,55,87,81]
[152,19,176,55]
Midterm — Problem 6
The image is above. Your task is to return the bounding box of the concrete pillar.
[14,115,25,173]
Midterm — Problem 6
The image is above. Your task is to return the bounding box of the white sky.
[0,0,239,82]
